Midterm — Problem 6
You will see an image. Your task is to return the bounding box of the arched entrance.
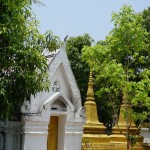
[47,99,67,150]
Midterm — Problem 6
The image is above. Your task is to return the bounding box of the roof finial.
[64,35,68,42]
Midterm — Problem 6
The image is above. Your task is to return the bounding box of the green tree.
[82,5,150,150]
[0,0,60,119]
[142,7,150,35]
[95,39,118,127]
[142,6,150,68]
[66,34,94,105]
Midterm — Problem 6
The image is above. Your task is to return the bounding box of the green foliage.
[142,7,150,71]
[66,34,94,105]
[0,0,60,119]
[142,7,150,34]
[46,31,61,51]
[82,5,150,127]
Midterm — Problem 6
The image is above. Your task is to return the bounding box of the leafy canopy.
[0,0,60,119]
[66,34,94,105]
[82,5,150,126]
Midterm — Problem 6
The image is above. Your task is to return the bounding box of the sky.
[33,0,150,42]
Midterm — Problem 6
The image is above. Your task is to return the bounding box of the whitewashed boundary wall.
[0,121,22,150]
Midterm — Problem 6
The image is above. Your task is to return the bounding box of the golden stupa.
[82,71,149,150]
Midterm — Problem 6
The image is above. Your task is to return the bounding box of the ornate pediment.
[22,44,82,114]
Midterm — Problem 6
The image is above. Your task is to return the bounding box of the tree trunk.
[127,138,131,150]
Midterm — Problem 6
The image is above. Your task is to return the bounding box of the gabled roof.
[47,44,82,113]
[21,44,82,114]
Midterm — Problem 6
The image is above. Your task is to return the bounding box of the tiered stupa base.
[82,135,149,150]
[82,123,109,149]
[110,126,149,150]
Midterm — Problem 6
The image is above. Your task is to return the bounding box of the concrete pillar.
[65,122,84,150]
[22,120,48,150]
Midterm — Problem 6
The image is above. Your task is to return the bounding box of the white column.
[22,121,48,150]
[65,122,84,150]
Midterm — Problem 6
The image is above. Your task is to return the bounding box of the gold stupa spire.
[84,70,102,125]
[113,93,137,135]
[82,70,107,148]
[86,70,94,101]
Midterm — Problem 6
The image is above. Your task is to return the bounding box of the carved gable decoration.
[52,80,61,92]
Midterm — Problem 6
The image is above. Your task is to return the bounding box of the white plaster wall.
[22,120,48,150]
[140,128,150,144]
[0,121,22,150]
[57,115,66,150]
[65,122,84,150]
[22,114,84,150]
[22,94,82,150]
[23,133,48,150]
[30,90,50,112]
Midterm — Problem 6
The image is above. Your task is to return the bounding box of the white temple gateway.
[0,44,84,150]
[21,44,85,150]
